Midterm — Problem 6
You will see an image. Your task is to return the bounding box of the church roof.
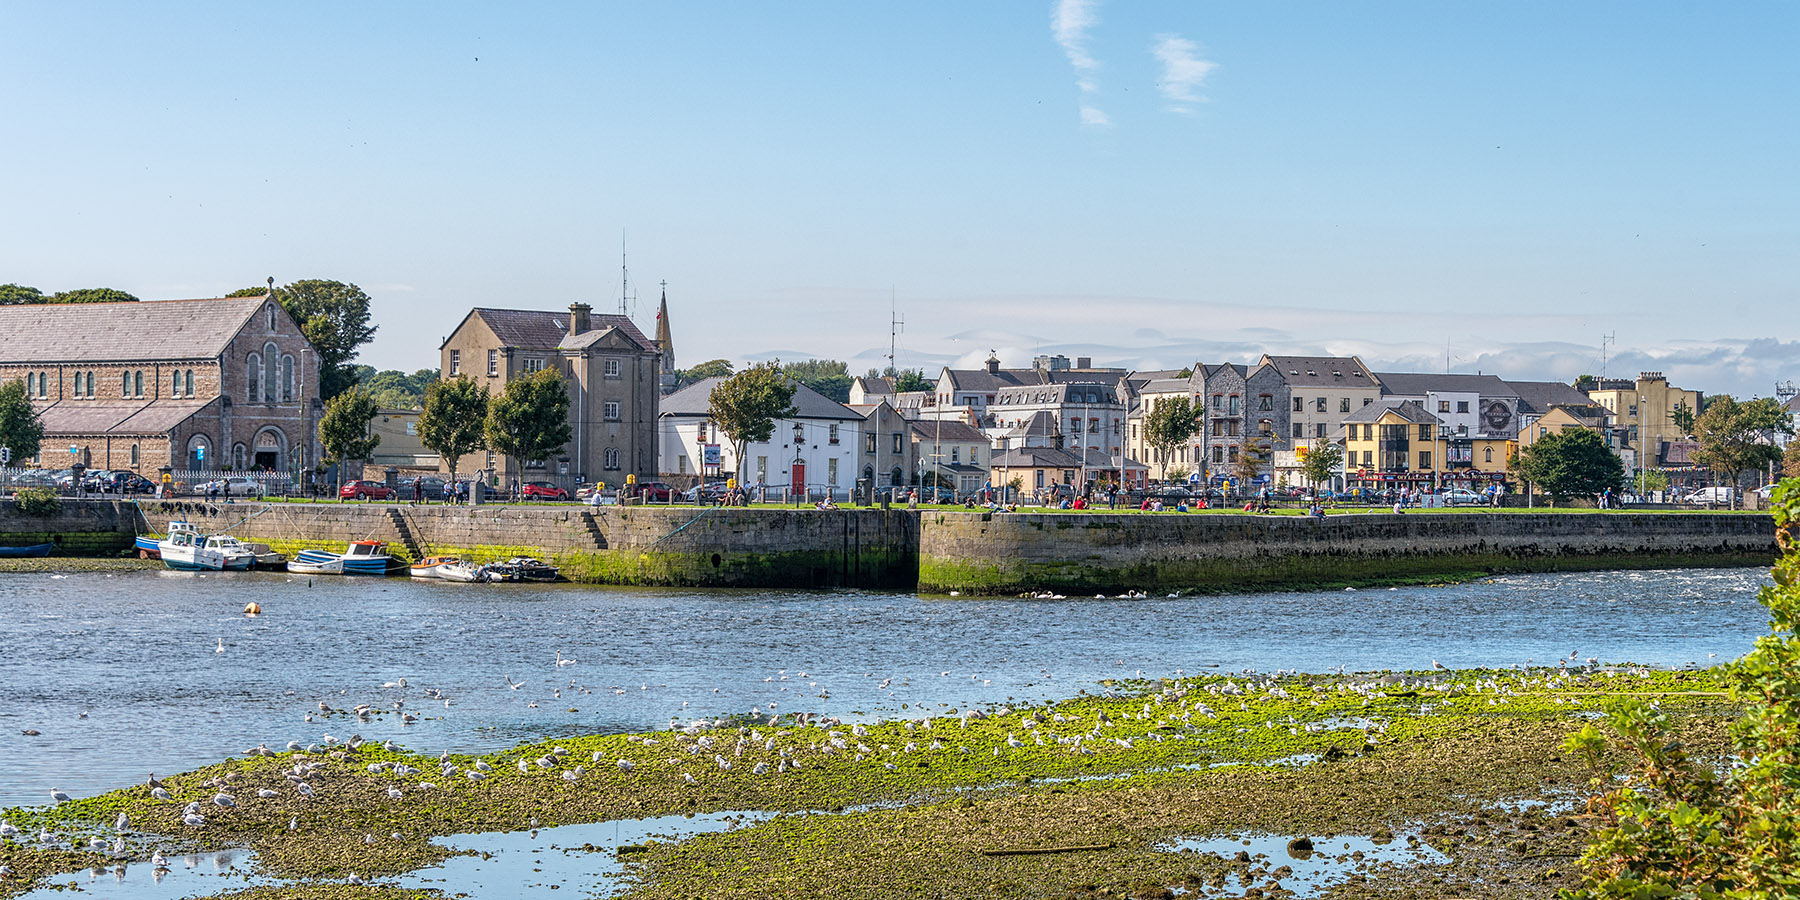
[0,297,269,362]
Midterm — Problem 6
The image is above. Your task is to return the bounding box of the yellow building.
[1341,399,1511,490]
[1518,404,1617,451]
[1585,372,1700,465]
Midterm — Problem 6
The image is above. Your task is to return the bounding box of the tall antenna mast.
[1600,332,1615,382]
[888,287,903,376]
[619,231,630,317]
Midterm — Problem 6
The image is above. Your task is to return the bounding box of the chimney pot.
[568,303,591,336]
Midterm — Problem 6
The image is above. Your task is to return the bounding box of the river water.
[0,565,1770,809]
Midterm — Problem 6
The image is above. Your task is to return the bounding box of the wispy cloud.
[1051,0,1107,126]
[1150,33,1215,114]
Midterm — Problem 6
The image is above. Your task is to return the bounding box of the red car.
[522,481,569,501]
[340,480,395,500]
[626,481,674,502]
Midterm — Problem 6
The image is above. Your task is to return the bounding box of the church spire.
[655,282,674,374]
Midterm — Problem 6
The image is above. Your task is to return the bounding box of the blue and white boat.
[288,540,395,576]
[158,522,228,571]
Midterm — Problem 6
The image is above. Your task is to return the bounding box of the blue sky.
[3,2,1795,397]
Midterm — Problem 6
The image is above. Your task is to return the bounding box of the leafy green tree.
[317,388,381,480]
[0,284,45,305]
[1785,441,1800,480]
[225,286,270,297]
[783,359,851,403]
[891,369,932,393]
[675,359,735,389]
[0,379,45,462]
[1513,427,1623,505]
[1143,396,1199,475]
[1692,396,1792,507]
[359,368,439,409]
[47,287,138,303]
[272,279,378,401]
[1300,439,1345,489]
[484,368,572,473]
[1563,479,1800,897]
[708,361,797,484]
[1232,434,1267,486]
[417,377,488,484]
[1671,400,1696,437]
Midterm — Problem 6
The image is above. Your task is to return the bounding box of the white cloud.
[1051,0,1108,126]
[1151,33,1215,113]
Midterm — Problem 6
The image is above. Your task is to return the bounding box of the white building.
[657,377,865,499]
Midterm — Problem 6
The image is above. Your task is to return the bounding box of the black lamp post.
[792,421,805,507]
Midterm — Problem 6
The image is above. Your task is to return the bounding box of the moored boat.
[495,556,560,582]
[408,555,465,579]
[199,534,258,571]
[0,543,54,558]
[158,522,227,571]
[289,540,395,576]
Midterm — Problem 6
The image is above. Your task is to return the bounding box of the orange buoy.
[244,602,261,616]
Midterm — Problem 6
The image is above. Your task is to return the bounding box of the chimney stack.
[568,303,591,336]
[986,352,1000,375]
[1076,356,1092,369]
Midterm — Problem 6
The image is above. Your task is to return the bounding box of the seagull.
[212,793,236,808]
[115,812,128,831]
[347,873,365,885]
[50,787,72,803]
[183,814,205,827]
[506,676,524,690]
[150,787,173,802]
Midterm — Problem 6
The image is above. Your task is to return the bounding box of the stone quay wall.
[0,499,1777,593]
[915,510,1779,594]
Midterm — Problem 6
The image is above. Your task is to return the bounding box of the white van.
[1683,487,1736,504]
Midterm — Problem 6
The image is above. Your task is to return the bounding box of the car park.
[521,481,570,501]
[339,480,394,500]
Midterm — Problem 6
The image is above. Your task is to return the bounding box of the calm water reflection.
[0,565,1769,808]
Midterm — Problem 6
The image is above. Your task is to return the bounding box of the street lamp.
[792,421,805,507]
[1638,394,1647,502]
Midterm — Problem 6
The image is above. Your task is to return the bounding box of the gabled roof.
[1258,355,1380,388]
[34,400,215,435]
[0,297,270,362]
[1374,372,1519,399]
[1343,398,1439,426]
[1785,394,1800,414]
[852,376,894,396]
[659,377,864,421]
[1506,380,1595,416]
[461,308,652,351]
[1543,404,1612,428]
[908,420,988,443]
[1140,378,1193,395]
[1201,362,1247,380]
[991,446,1083,468]
[938,367,1033,393]
[1001,410,1060,438]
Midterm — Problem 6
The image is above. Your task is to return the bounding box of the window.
[1484,447,1494,463]
[1628,404,1638,417]
[266,303,277,331]
[1213,446,1224,463]
[184,370,194,397]
[604,447,620,470]
[1070,418,1082,434]
[282,357,294,401]
[1315,423,1327,438]
[1293,397,1303,413]
[1363,398,1373,406]
[1457,424,1468,435]
[1457,401,1469,413]
[604,359,621,378]
[1035,470,1045,488]
[828,424,839,445]
[865,433,876,453]
[172,371,181,395]
[73,372,82,398]
[1228,446,1239,462]
[971,447,981,466]
[1316,397,1327,412]
[1438,400,1451,413]
[523,357,544,374]
[450,350,461,375]
[487,349,498,376]
[134,370,143,397]
[1362,424,1373,441]
[1340,398,1351,413]
[1259,394,1273,411]
[603,401,620,421]
[756,457,767,482]
[892,433,903,453]
[1362,450,1373,466]
[130,444,139,466]
[1292,423,1303,438]
[1228,395,1240,414]
[1212,394,1222,410]
[246,354,261,401]
[951,447,960,464]
[1227,420,1239,437]
[123,372,131,395]
[1418,424,1431,441]
[1419,452,1432,469]
[1629,424,1640,443]
[678,455,688,473]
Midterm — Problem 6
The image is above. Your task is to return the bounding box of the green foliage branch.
[708,361,797,484]
[417,377,489,483]
[1300,439,1345,488]
[483,368,572,472]
[1143,396,1198,473]
[317,388,381,471]
[1562,478,1800,898]
[0,378,45,462]
[1514,428,1623,505]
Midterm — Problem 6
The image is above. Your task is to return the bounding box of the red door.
[792,462,805,498]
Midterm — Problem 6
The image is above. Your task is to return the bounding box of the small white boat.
[199,534,258,571]
[408,555,464,579]
[159,522,227,571]
[410,555,497,582]
[289,540,395,576]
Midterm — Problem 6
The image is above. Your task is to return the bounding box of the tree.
[1143,396,1199,477]
[0,284,45,305]
[47,288,138,303]
[1562,479,1800,898]
[1512,428,1623,505]
[273,279,378,401]
[676,359,735,389]
[225,287,269,298]
[1299,439,1345,489]
[1786,441,1800,480]
[360,368,439,409]
[1692,396,1792,507]
[783,359,851,403]
[0,379,45,462]
[708,361,797,484]
[484,368,572,474]
[317,388,380,479]
[891,369,932,393]
[417,377,488,484]
[1671,400,1696,437]
[1233,434,1268,486]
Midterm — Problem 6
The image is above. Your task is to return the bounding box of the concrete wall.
[916,510,1778,594]
[0,499,138,555]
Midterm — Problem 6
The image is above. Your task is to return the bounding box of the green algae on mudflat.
[0,667,1736,899]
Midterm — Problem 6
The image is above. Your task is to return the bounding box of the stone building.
[0,295,321,478]
[438,304,661,487]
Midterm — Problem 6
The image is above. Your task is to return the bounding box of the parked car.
[680,482,733,504]
[521,481,570,501]
[199,476,266,498]
[9,469,64,488]
[339,480,394,500]
[624,481,675,502]
[98,471,156,494]
[1441,488,1486,506]
[397,476,447,500]
[1682,487,1736,505]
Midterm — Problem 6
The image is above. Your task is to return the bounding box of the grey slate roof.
[909,420,989,443]
[1259,355,1379,388]
[1507,380,1595,415]
[991,446,1083,468]
[467,308,652,351]
[1140,378,1193,394]
[35,400,214,435]
[1342,399,1439,425]
[660,377,864,421]
[0,297,265,362]
[1374,372,1519,399]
